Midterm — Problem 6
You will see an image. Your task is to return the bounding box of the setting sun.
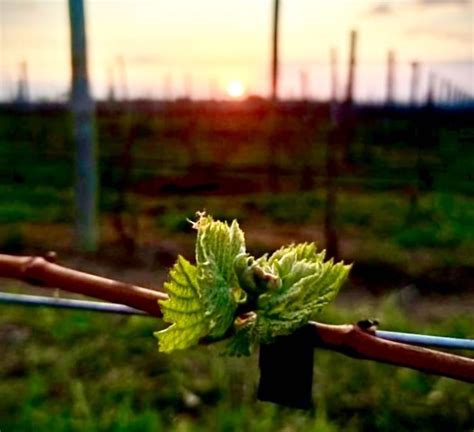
[226,80,245,99]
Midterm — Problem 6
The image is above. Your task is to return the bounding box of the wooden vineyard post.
[386,50,395,106]
[410,61,420,107]
[407,61,422,220]
[426,72,436,106]
[267,0,281,192]
[345,30,357,106]
[271,0,280,102]
[15,61,29,104]
[111,55,138,254]
[325,48,340,259]
[68,0,99,252]
[341,29,357,167]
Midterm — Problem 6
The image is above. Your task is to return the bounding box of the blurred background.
[0,0,473,430]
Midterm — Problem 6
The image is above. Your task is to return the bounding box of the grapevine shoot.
[155,213,351,356]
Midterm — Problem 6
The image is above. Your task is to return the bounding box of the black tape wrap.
[257,324,315,410]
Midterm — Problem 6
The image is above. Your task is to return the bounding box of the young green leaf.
[194,214,246,338]
[227,243,351,354]
[156,213,248,353]
[255,259,351,343]
[155,255,208,353]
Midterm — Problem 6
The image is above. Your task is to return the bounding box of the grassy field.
[0,103,473,430]
[2,188,472,284]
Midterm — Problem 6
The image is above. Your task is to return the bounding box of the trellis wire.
[0,292,146,315]
[374,330,474,351]
[1,291,473,350]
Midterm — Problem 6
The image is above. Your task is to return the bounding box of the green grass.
[1,184,473,274]
[336,191,474,250]
[0,293,472,432]
[258,193,324,224]
[0,185,72,224]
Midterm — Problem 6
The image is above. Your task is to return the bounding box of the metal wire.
[0,292,147,316]
[375,330,474,351]
[1,292,473,350]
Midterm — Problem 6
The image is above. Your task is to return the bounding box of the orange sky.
[0,0,472,102]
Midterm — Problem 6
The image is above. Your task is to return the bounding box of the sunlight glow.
[226,80,245,99]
